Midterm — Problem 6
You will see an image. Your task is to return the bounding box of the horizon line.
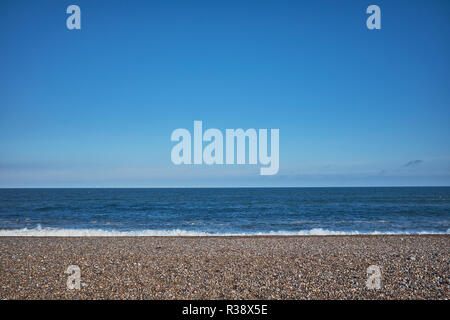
[0,186,449,189]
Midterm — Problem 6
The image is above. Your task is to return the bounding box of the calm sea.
[0,187,449,236]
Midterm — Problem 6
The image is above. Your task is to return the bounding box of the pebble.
[0,235,448,300]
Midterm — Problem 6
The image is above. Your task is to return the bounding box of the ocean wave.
[0,226,448,237]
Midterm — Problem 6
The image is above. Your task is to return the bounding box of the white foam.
[0,226,448,237]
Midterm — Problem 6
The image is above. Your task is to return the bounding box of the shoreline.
[1,228,448,237]
[1,235,448,299]
[0,233,449,238]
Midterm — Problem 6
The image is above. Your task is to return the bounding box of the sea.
[0,187,448,236]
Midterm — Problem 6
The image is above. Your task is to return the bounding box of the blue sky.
[1,0,449,187]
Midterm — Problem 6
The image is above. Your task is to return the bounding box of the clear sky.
[1,0,449,187]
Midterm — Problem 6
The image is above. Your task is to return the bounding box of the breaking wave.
[0,226,448,237]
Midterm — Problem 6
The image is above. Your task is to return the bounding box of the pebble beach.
[0,235,448,300]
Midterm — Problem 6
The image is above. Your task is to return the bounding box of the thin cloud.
[404,160,423,167]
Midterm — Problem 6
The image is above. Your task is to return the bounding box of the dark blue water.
[0,187,449,235]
